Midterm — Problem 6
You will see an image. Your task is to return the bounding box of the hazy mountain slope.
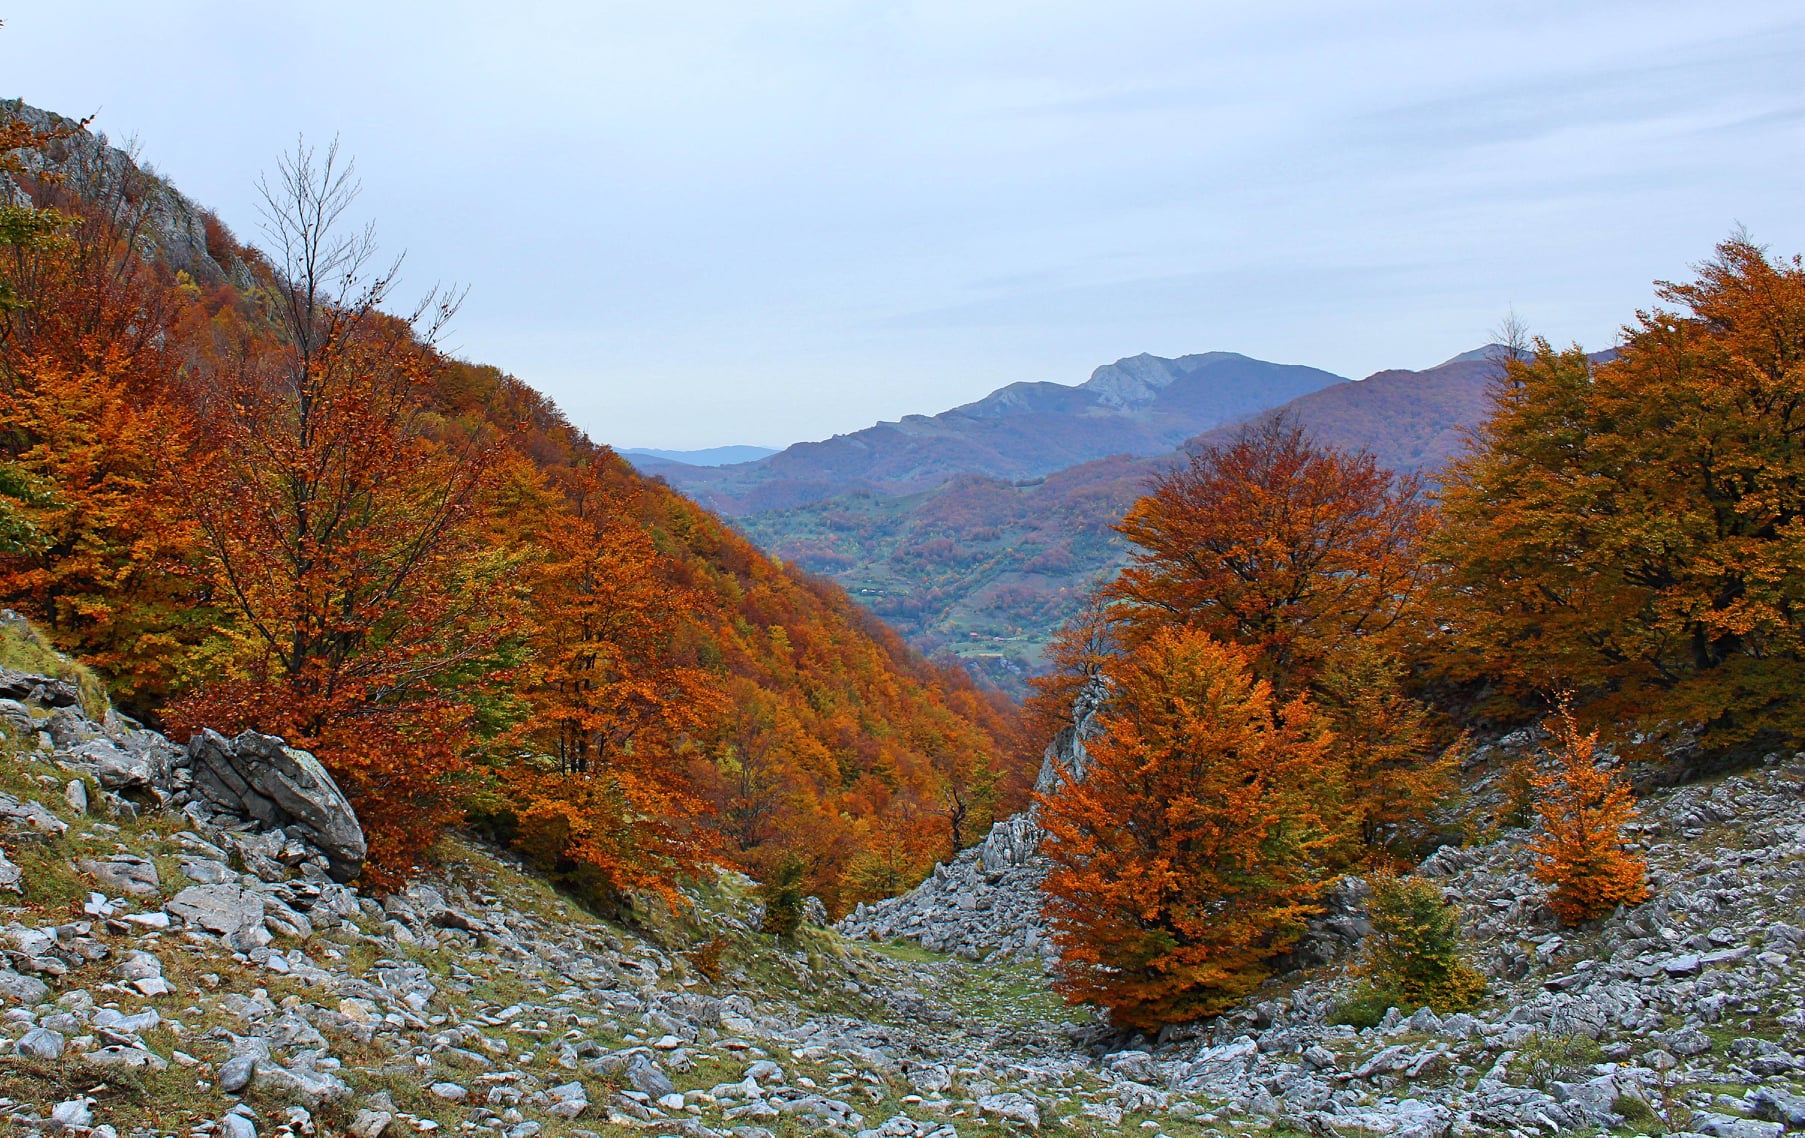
[621,444,777,467]
[741,353,1512,694]
[1184,350,1501,472]
[665,352,1345,515]
[738,453,1164,692]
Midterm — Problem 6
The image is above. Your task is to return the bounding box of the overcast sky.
[5,3,1801,449]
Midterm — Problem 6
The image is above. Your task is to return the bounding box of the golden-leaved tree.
[0,113,215,713]
[1434,235,1805,752]
[1034,421,1462,1028]
[1038,627,1344,1030]
[1110,415,1432,699]
[1529,706,1649,925]
[507,460,727,906]
[168,142,526,883]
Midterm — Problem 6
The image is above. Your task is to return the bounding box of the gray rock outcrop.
[839,676,1111,963]
[186,729,366,882]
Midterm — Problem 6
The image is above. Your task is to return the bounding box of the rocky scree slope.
[839,708,1805,1137]
[0,642,1803,1138]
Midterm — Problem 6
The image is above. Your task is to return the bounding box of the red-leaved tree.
[169,141,524,883]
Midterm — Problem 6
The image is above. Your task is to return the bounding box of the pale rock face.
[65,738,164,793]
[165,884,268,937]
[186,729,367,881]
[77,854,160,896]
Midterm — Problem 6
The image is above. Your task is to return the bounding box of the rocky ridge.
[0,638,1802,1138]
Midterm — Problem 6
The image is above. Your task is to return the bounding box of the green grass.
[0,616,108,719]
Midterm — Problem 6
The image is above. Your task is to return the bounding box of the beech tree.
[1529,706,1649,925]
[1110,416,1431,698]
[1038,627,1344,1030]
[1435,236,1805,751]
[509,461,726,903]
[169,141,523,882]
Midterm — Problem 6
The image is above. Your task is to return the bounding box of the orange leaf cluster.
[1433,237,1805,752]
[1110,415,1432,698]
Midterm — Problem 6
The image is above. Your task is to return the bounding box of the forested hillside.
[0,102,1034,912]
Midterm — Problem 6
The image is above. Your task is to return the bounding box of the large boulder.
[0,665,80,709]
[166,884,266,938]
[186,730,366,881]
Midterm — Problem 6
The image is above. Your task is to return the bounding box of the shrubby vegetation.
[1333,874,1486,1028]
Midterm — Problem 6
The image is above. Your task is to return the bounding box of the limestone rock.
[166,884,266,937]
[16,1026,63,1058]
[0,666,79,709]
[66,738,163,793]
[186,729,366,881]
[976,1092,1041,1129]
[78,854,160,896]
[0,969,50,1004]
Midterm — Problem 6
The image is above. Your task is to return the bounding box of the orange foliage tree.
[1434,236,1805,751]
[1090,420,1451,868]
[1110,415,1431,697]
[1529,705,1650,925]
[508,461,727,904]
[168,142,524,883]
[0,115,215,712]
[1038,627,1344,1030]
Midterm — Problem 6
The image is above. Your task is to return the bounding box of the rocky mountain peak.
[1078,352,1248,411]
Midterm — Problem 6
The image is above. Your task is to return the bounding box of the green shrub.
[757,854,806,938]
[1612,1092,1659,1128]
[1328,987,1397,1030]
[1512,1030,1602,1088]
[1334,873,1485,1024]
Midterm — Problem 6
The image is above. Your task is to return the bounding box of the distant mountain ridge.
[654,352,1347,515]
[735,348,1535,694]
[622,445,778,468]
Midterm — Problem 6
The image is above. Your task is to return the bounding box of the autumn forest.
[4,97,1804,1030]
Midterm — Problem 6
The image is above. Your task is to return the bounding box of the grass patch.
[864,938,944,965]
[0,1054,229,1132]
[0,616,108,719]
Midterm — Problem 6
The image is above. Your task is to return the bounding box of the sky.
[4,2,1801,450]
